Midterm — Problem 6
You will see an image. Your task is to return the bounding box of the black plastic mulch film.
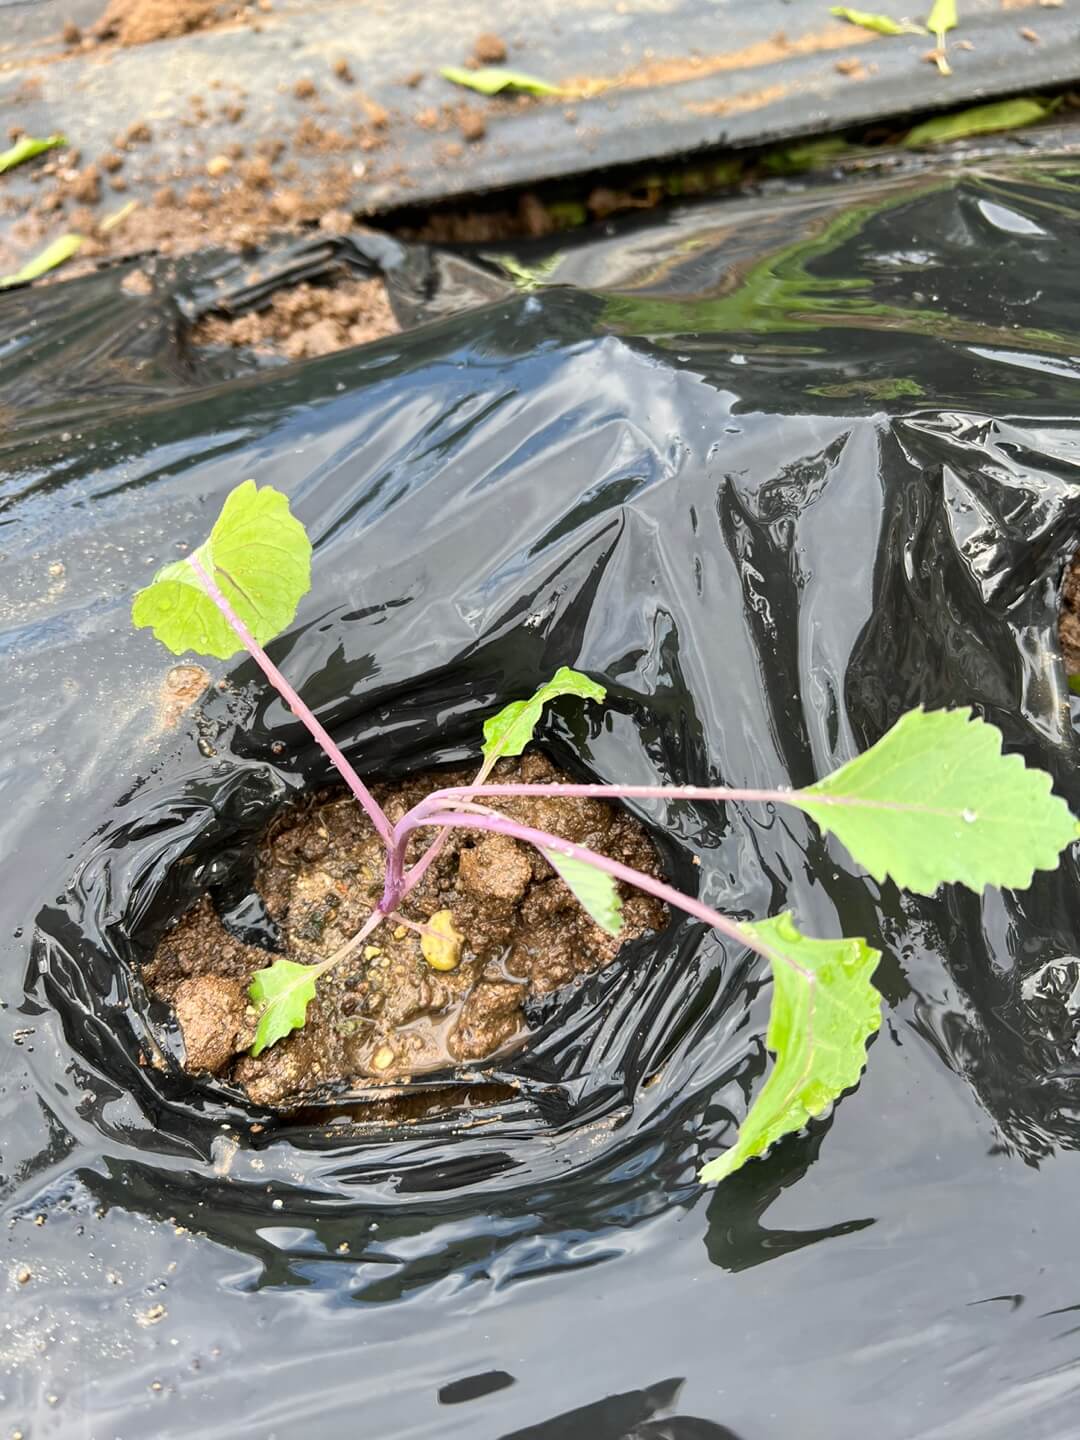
[4,149,1080,1438]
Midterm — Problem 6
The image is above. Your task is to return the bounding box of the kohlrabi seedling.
[132,481,1079,1184]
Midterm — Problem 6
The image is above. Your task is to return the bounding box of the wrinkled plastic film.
[5,152,1080,1437]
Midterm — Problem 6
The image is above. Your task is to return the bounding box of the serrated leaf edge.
[699,915,881,1184]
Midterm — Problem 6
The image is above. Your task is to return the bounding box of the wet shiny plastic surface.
[4,154,1080,1438]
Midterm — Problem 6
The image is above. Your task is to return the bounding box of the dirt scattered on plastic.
[0,130,381,278]
[689,82,792,119]
[143,753,666,1108]
[456,105,488,143]
[835,56,870,79]
[192,275,398,360]
[566,23,877,97]
[0,0,397,280]
[156,664,212,732]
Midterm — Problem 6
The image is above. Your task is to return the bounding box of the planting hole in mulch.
[144,753,666,1108]
[191,274,399,362]
[1061,550,1080,682]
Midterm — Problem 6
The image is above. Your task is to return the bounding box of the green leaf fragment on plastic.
[541,849,623,936]
[808,377,924,399]
[761,136,851,176]
[829,8,925,35]
[0,233,82,289]
[0,133,66,175]
[904,97,1057,148]
[131,479,312,660]
[482,666,606,763]
[793,707,1077,895]
[700,913,881,1183]
[492,252,565,290]
[439,66,562,96]
[249,959,320,1055]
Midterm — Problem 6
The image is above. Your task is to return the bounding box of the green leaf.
[808,377,924,399]
[131,479,312,660]
[540,849,623,936]
[248,959,320,1055]
[491,252,565,291]
[760,136,851,176]
[926,0,957,43]
[793,707,1077,895]
[829,8,926,35]
[904,97,1057,148]
[0,133,66,175]
[482,666,606,764]
[700,913,881,1183]
[1069,674,1080,697]
[0,233,83,289]
[439,65,562,96]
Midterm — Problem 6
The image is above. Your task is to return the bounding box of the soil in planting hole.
[143,753,667,1107]
[1061,550,1080,679]
[191,275,399,362]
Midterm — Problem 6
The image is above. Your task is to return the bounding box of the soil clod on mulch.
[472,32,508,65]
[144,754,666,1107]
[91,0,227,46]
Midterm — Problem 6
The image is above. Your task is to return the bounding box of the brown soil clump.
[456,105,488,143]
[192,275,399,360]
[143,754,667,1107]
[473,32,508,65]
[1060,551,1080,677]
[93,0,225,46]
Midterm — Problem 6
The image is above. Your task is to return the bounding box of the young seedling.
[133,481,1079,1183]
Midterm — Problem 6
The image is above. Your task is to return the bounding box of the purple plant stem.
[381,753,498,911]
[188,554,395,850]
[387,778,794,913]
[413,781,794,810]
[409,780,970,817]
[397,807,807,976]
